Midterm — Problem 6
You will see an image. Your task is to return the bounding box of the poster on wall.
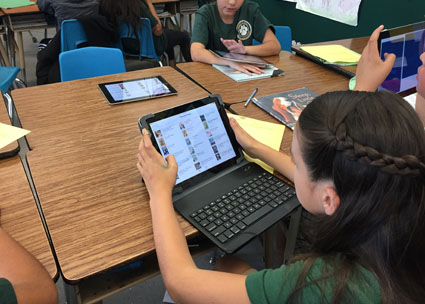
[294,0,362,26]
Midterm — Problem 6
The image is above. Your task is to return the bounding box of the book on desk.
[212,64,281,82]
[252,88,318,130]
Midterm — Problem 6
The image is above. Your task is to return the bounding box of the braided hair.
[289,90,425,303]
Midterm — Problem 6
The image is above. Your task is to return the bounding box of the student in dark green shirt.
[136,67,425,302]
[0,226,57,304]
[191,0,281,75]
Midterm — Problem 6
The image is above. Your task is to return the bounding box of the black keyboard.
[189,172,296,245]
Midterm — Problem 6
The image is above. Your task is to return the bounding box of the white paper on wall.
[295,0,362,26]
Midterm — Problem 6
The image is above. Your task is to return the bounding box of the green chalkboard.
[251,0,425,44]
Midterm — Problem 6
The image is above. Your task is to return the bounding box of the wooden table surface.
[12,67,209,282]
[0,102,57,279]
[178,50,352,154]
[1,4,39,15]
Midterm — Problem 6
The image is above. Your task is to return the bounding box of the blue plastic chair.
[253,26,292,52]
[116,18,160,62]
[61,19,88,52]
[59,47,126,82]
[0,67,21,119]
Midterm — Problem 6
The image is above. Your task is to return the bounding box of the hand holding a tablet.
[354,25,396,92]
[137,129,177,198]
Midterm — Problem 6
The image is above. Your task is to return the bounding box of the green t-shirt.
[191,0,274,52]
[0,278,17,304]
[246,258,381,303]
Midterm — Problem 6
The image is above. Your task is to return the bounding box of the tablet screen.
[140,96,240,186]
[378,21,425,94]
[99,76,177,105]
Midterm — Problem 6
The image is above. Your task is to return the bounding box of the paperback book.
[252,88,318,130]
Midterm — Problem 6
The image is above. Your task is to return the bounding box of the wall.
[251,0,425,43]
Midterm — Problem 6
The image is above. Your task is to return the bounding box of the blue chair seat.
[0,67,20,94]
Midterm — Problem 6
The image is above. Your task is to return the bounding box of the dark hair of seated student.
[288,90,425,304]
[99,0,143,43]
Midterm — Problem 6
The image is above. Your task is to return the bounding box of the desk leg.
[0,40,10,66]
[283,206,302,264]
[16,32,26,82]
[64,282,78,304]
[6,28,16,66]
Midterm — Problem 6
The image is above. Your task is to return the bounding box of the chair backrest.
[61,19,88,52]
[253,26,292,52]
[115,18,159,61]
[59,47,126,82]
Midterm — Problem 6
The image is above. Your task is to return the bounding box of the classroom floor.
[18,28,269,304]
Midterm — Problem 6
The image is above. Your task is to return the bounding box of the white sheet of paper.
[296,0,362,26]
[0,122,30,149]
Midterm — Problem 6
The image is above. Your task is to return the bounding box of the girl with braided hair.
[136,26,425,304]
[137,88,425,303]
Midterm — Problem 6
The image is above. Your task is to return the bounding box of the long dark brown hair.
[288,90,425,303]
[99,0,144,36]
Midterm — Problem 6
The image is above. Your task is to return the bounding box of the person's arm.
[354,25,396,92]
[191,42,265,75]
[37,0,54,15]
[137,130,251,303]
[143,0,163,36]
[221,28,281,57]
[0,227,58,304]
[416,53,425,126]
[229,118,295,182]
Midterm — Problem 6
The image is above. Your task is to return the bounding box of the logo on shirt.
[236,20,252,40]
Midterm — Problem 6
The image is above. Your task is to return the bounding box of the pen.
[244,88,258,107]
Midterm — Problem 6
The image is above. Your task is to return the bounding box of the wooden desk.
[1,103,56,279]
[178,51,351,154]
[0,157,58,280]
[12,67,209,284]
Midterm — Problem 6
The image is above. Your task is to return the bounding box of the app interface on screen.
[150,102,237,185]
[379,28,425,93]
[105,77,171,101]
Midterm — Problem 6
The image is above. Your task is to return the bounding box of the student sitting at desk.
[137,88,425,302]
[354,25,425,126]
[99,0,192,65]
[191,0,281,75]
[0,215,57,304]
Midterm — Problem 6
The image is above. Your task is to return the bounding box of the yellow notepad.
[0,122,30,149]
[227,114,285,174]
[300,45,361,65]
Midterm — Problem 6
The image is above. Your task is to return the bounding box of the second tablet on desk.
[98,76,177,105]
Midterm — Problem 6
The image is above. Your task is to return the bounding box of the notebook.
[138,95,299,253]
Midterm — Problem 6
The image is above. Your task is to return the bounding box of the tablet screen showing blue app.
[378,21,425,94]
